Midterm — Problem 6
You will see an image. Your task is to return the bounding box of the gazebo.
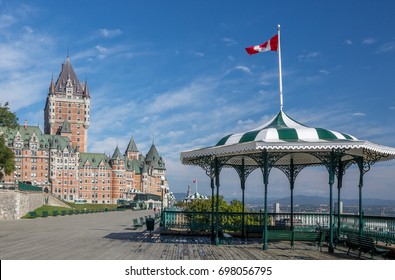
[180,109,395,252]
[183,192,209,203]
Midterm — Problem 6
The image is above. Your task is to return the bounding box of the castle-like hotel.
[0,56,169,204]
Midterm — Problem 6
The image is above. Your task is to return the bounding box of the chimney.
[24,120,28,129]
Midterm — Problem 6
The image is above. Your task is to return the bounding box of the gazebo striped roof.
[216,111,357,146]
[180,110,395,166]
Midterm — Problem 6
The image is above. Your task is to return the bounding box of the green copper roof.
[59,120,72,134]
[145,144,166,170]
[111,146,124,160]
[79,153,110,168]
[125,158,144,174]
[0,125,74,151]
[125,137,139,153]
[216,111,358,146]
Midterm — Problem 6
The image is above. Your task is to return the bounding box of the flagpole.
[195,179,198,194]
[277,24,284,112]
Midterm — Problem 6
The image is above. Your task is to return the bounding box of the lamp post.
[160,176,166,226]
[160,176,166,210]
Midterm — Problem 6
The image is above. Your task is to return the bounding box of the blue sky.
[0,0,394,202]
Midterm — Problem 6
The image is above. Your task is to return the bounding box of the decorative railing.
[162,210,395,245]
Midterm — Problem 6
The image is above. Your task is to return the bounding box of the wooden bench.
[346,233,389,259]
[265,230,292,241]
[294,231,325,251]
[246,227,324,249]
[246,225,294,238]
[246,225,264,238]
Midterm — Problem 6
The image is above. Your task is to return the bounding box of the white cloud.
[344,39,352,45]
[22,25,33,34]
[98,28,122,38]
[377,41,395,53]
[193,51,204,57]
[222,37,237,46]
[146,80,215,113]
[352,112,366,117]
[0,14,15,29]
[234,65,252,75]
[319,69,330,75]
[363,38,376,45]
[236,119,254,126]
[297,51,320,61]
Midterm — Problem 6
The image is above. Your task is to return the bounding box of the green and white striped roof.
[180,110,395,165]
[216,111,357,146]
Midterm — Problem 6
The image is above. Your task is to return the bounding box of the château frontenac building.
[0,56,169,204]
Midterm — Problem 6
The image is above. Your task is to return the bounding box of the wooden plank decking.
[0,210,383,260]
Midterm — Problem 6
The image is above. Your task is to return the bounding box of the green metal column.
[262,150,269,250]
[214,157,220,245]
[358,168,364,236]
[336,160,344,240]
[241,158,246,240]
[328,150,335,253]
[290,158,295,249]
[210,176,215,243]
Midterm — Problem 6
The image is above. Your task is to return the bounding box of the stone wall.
[45,194,71,208]
[0,190,44,220]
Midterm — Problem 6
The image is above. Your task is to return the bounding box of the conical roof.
[54,55,84,95]
[216,111,357,146]
[49,78,55,94]
[125,137,139,153]
[83,80,90,98]
[111,146,124,160]
[145,144,165,170]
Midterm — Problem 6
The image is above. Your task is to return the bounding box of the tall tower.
[273,202,280,213]
[44,55,90,152]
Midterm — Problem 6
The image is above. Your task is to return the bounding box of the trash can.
[146,218,155,232]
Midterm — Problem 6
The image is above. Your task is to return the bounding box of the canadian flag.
[245,34,278,55]
[193,179,197,183]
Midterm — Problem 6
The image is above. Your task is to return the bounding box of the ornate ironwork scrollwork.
[358,148,390,175]
[276,164,306,185]
[334,159,353,178]
[188,155,215,177]
[231,160,259,188]
[310,148,348,174]
[249,151,290,173]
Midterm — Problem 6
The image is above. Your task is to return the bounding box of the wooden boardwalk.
[0,210,381,260]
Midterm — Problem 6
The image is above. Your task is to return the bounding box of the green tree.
[228,199,244,212]
[0,102,18,129]
[186,195,229,212]
[0,102,18,180]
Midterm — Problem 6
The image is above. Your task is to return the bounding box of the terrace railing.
[162,209,395,245]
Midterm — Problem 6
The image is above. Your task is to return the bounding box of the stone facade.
[0,56,169,204]
[0,190,44,220]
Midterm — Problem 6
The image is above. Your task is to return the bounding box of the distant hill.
[175,193,395,207]
[262,195,395,207]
